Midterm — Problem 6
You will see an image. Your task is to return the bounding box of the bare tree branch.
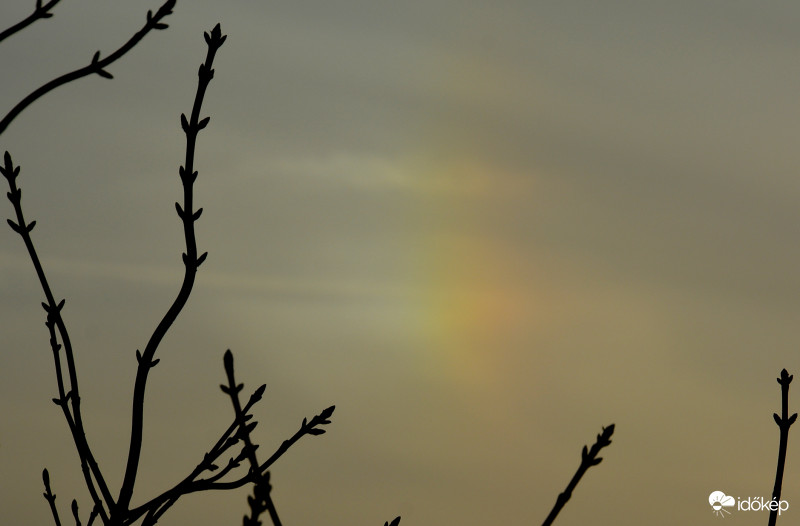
[126,400,334,524]
[3,151,114,519]
[221,350,282,526]
[42,468,63,526]
[769,369,796,526]
[4,8,393,524]
[0,0,62,44]
[0,0,176,137]
[115,21,225,518]
[542,424,615,526]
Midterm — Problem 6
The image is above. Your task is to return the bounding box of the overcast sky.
[3,1,800,525]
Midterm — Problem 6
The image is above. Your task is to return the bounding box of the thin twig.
[0,0,176,136]
[541,424,615,526]
[71,499,80,526]
[769,369,796,526]
[126,382,264,524]
[256,405,336,476]
[115,22,226,519]
[127,401,334,524]
[243,475,273,526]
[87,505,100,526]
[221,350,282,526]
[0,0,62,44]
[3,153,113,521]
[193,403,334,491]
[42,468,62,526]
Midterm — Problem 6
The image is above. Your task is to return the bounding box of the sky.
[2,1,800,524]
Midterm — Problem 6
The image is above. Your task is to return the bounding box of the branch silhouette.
[541,424,615,526]
[42,469,62,526]
[221,350,282,526]
[3,148,114,521]
[0,0,62,44]
[769,369,796,526]
[2,8,401,523]
[125,395,335,525]
[0,0,176,136]
[115,20,224,518]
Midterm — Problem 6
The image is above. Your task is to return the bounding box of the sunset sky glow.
[3,2,800,525]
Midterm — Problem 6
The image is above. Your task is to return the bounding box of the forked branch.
[125,353,334,525]
[3,150,113,520]
[126,380,264,525]
[4,8,396,524]
[221,350,283,526]
[115,22,225,518]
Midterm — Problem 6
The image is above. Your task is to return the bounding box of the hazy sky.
[3,1,800,524]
